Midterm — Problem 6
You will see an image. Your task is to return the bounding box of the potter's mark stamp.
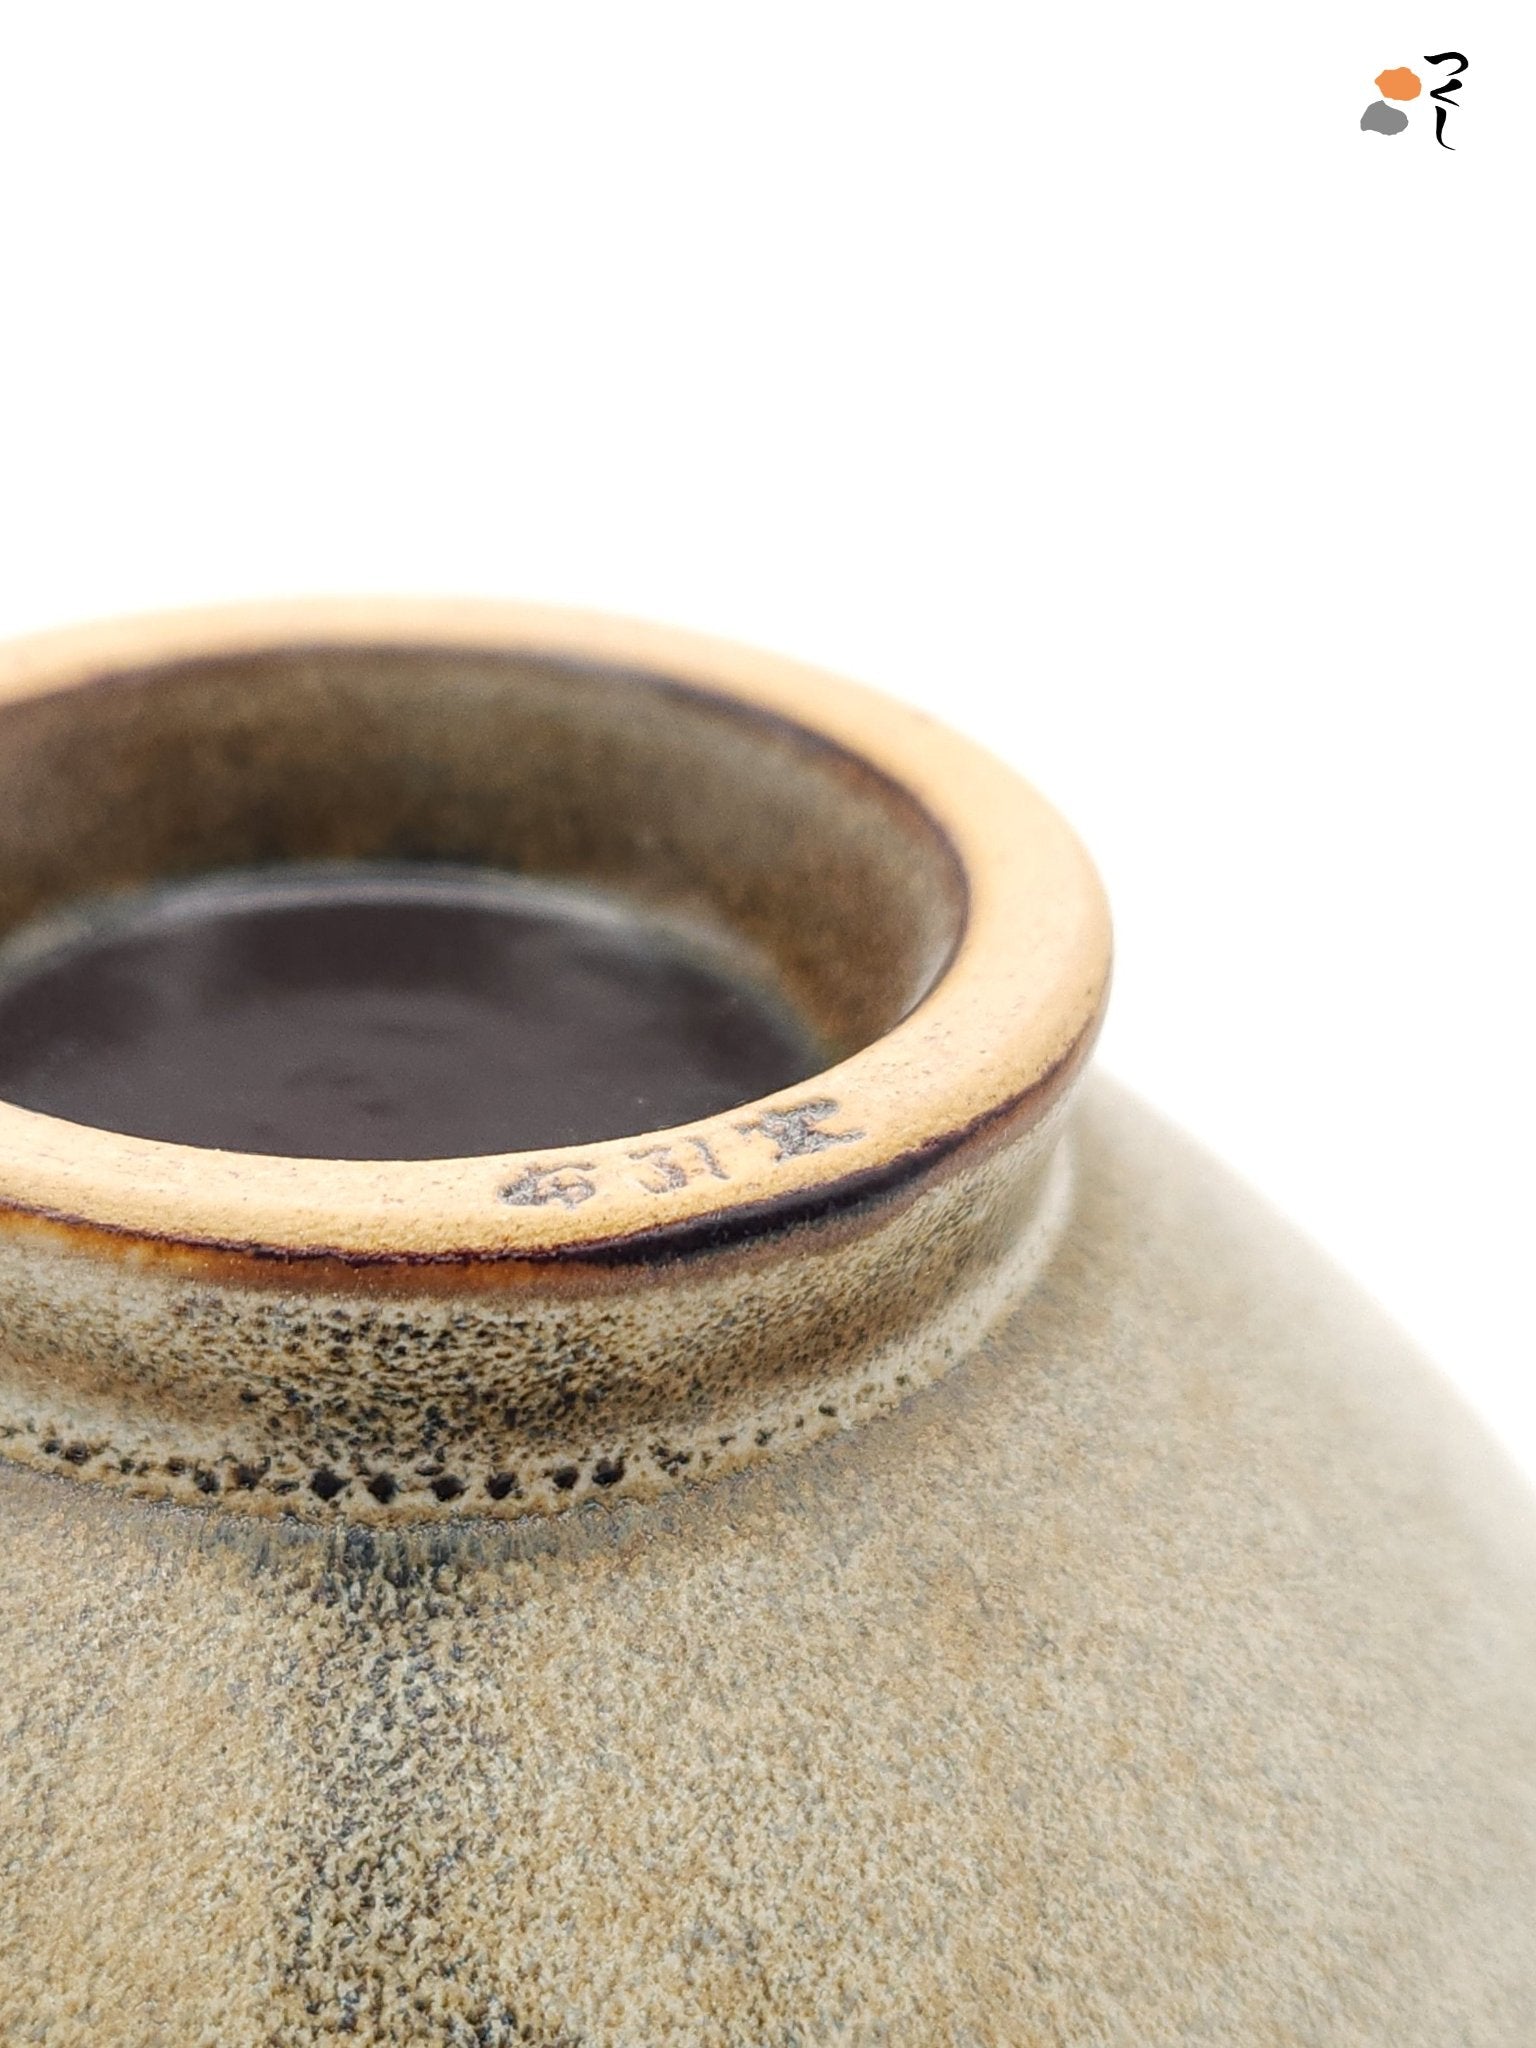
[498,1098,864,1208]
[735,1098,864,1160]
[499,1162,600,1209]
[627,1136,730,1194]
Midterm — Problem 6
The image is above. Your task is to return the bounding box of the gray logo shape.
[1361,99,1410,135]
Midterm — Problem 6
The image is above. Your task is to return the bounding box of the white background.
[1,7,1530,1477]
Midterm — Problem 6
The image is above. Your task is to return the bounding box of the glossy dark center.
[0,866,824,1159]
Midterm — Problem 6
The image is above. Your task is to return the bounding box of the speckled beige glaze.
[1,607,1533,2043]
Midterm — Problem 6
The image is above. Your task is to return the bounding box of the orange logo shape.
[1376,66,1422,100]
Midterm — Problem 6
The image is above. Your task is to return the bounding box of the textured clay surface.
[0,1121,1067,1519]
[2,1081,1534,2045]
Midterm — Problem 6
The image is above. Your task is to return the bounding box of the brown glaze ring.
[0,602,1111,1518]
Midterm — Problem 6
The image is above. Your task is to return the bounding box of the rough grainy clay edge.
[0,996,1100,1288]
[0,601,1112,1260]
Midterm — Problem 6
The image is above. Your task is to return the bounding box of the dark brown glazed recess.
[0,643,964,1067]
[0,865,825,1159]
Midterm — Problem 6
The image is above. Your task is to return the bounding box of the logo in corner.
[1360,54,1468,146]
